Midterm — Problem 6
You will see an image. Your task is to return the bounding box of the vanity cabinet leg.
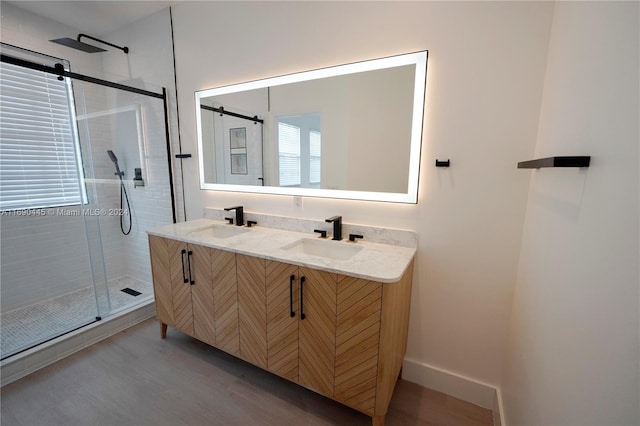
[372,415,385,426]
[160,321,167,339]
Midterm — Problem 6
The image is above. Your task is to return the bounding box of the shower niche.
[77,105,147,185]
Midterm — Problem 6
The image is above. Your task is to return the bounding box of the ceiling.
[6,1,174,36]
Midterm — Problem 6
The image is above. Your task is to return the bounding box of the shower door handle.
[187,250,195,285]
[181,249,188,283]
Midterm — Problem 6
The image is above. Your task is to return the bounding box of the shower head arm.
[77,34,129,54]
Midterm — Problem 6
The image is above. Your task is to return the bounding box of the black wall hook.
[435,159,450,167]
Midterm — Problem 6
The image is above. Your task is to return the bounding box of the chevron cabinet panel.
[334,275,382,415]
[298,266,338,397]
[266,261,299,381]
[148,235,175,327]
[149,238,239,354]
[148,235,193,335]
[237,254,268,368]
[212,249,239,355]
[192,244,215,346]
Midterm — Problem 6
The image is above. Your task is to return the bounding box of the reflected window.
[278,122,301,186]
[277,113,321,188]
[309,130,321,185]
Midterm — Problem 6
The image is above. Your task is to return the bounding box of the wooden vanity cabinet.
[264,261,340,397]
[235,253,339,398]
[265,260,383,413]
[148,235,191,334]
[150,236,413,426]
[148,235,239,355]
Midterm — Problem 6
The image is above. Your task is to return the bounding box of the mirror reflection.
[196,51,427,203]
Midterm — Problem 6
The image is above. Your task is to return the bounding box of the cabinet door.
[191,244,238,353]
[237,254,268,368]
[212,248,239,355]
[266,261,299,381]
[191,244,215,346]
[149,235,193,335]
[149,235,176,327]
[172,245,194,336]
[298,267,338,397]
[334,276,382,415]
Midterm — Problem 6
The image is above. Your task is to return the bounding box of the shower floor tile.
[1,276,153,359]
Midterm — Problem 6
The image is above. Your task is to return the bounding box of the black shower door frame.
[0,53,178,224]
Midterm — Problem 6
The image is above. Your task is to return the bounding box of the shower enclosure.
[0,44,176,360]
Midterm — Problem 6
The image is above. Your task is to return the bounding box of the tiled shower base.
[1,275,153,359]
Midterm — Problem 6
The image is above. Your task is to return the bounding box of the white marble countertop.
[147,218,415,283]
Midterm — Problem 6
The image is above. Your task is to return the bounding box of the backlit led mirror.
[195,51,427,203]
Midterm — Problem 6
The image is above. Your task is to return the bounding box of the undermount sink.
[189,224,248,239]
[282,238,362,261]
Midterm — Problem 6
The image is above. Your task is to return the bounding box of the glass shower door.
[72,77,174,315]
[0,49,104,359]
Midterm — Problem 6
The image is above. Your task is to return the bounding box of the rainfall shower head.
[50,34,128,54]
[49,37,107,53]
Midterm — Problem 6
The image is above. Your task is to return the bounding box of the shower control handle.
[181,249,188,283]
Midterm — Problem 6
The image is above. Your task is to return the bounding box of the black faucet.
[224,206,244,226]
[325,216,342,241]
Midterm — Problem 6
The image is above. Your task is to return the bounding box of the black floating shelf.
[518,156,590,169]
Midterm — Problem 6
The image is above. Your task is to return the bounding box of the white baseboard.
[1,301,155,387]
[493,387,505,426]
[402,358,504,425]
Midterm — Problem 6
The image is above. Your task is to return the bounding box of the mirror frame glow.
[195,51,427,203]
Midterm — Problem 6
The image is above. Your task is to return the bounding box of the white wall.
[501,2,639,424]
[172,0,554,394]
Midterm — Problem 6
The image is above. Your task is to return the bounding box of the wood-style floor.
[1,318,493,426]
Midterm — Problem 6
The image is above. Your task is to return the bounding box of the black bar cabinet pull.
[299,276,306,320]
[181,249,188,283]
[289,275,296,318]
[175,153,192,159]
[435,159,450,167]
[187,250,194,285]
